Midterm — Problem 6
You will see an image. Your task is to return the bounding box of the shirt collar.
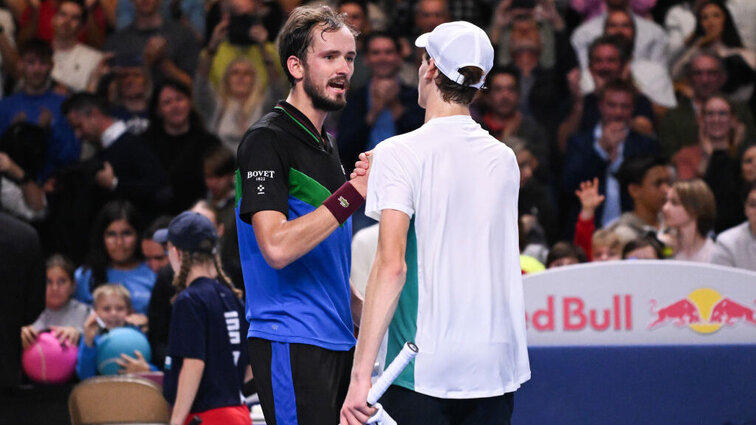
[275,101,329,148]
[102,120,128,149]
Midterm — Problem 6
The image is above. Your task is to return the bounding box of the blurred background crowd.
[1,0,755,416]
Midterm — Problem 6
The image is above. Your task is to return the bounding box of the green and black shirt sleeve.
[237,127,290,224]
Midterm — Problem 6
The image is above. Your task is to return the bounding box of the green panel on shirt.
[289,168,332,208]
[386,217,419,390]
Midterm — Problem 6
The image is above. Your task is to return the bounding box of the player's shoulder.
[238,113,284,154]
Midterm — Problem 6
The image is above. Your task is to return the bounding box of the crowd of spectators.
[1,0,756,406]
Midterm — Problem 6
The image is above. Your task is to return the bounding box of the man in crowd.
[558,35,655,151]
[563,79,659,231]
[235,6,368,423]
[51,0,103,93]
[579,8,676,109]
[478,66,550,173]
[0,38,79,180]
[104,0,199,86]
[61,93,170,214]
[571,0,668,69]
[338,31,424,174]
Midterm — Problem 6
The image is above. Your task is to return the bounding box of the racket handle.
[367,342,418,405]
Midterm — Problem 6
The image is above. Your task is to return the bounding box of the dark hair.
[423,50,484,105]
[46,254,76,282]
[202,145,236,177]
[364,30,401,54]
[588,34,631,66]
[148,78,206,133]
[597,78,636,103]
[337,0,367,16]
[84,200,144,291]
[692,0,743,48]
[747,180,756,201]
[603,8,636,40]
[546,242,587,267]
[617,155,668,190]
[622,235,663,259]
[685,50,726,78]
[58,0,87,25]
[20,38,53,60]
[61,92,110,116]
[278,5,354,85]
[485,66,521,93]
[144,215,173,242]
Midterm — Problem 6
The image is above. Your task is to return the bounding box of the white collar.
[101,121,128,149]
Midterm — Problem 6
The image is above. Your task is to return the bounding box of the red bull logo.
[648,289,756,334]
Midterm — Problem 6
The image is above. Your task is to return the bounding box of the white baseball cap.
[415,21,494,89]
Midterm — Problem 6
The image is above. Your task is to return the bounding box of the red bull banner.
[523,260,756,346]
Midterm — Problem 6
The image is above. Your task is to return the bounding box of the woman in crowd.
[145,79,220,213]
[673,94,743,180]
[195,43,282,151]
[74,200,156,324]
[673,95,751,231]
[662,179,717,262]
[671,0,755,100]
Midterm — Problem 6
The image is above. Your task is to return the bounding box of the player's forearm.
[254,207,340,269]
[351,254,406,383]
[170,358,205,425]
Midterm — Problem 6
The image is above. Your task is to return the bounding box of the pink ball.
[22,331,78,384]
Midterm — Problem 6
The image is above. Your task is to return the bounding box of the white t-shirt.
[52,44,103,93]
[365,115,531,399]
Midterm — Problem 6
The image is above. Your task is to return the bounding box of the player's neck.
[423,92,470,123]
[286,89,327,131]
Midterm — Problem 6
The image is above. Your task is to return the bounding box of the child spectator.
[21,254,90,350]
[622,235,664,259]
[546,242,588,268]
[591,229,622,261]
[155,211,251,425]
[76,283,154,379]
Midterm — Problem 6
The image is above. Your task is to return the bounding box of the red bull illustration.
[710,298,756,326]
[647,299,701,328]
[648,289,756,334]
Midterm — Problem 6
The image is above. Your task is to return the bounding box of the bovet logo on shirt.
[247,170,276,181]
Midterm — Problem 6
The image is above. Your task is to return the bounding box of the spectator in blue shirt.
[0,38,79,180]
